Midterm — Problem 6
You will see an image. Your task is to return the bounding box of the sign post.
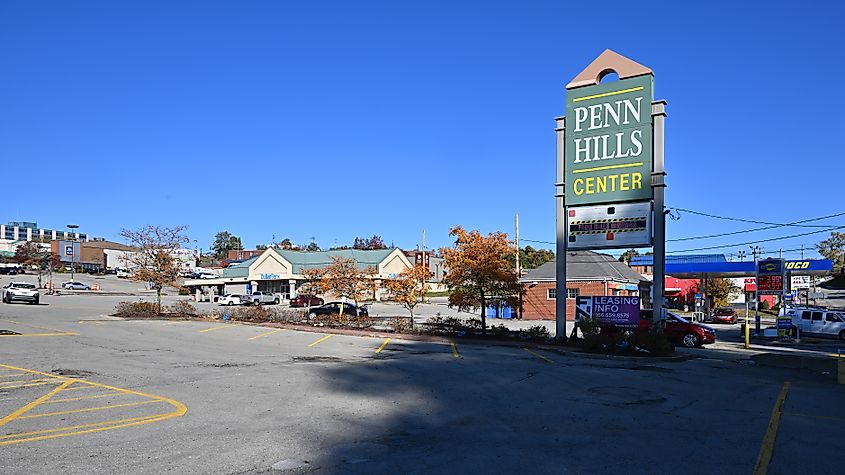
[558,50,665,337]
[756,258,786,335]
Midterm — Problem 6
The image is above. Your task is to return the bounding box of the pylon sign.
[566,201,652,250]
[565,71,654,206]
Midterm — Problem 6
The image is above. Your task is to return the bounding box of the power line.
[666,226,845,254]
[671,207,844,228]
[667,211,845,242]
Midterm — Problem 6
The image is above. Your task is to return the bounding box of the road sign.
[565,75,654,206]
[575,295,641,328]
[566,202,652,250]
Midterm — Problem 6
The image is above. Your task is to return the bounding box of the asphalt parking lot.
[1,289,844,474]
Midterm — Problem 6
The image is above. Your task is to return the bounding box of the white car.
[116,270,132,279]
[218,294,246,306]
[2,282,40,305]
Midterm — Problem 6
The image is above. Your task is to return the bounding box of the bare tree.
[119,225,189,313]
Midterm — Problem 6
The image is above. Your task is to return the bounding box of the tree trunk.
[480,292,486,333]
[156,288,162,314]
[409,306,415,329]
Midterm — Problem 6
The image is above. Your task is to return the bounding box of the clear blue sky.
[2,1,842,259]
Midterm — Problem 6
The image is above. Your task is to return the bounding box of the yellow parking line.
[523,348,554,364]
[249,329,286,341]
[0,378,57,387]
[17,399,161,420]
[0,380,74,427]
[162,321,189,326]
[308,334,335,347]
[44,392,125,404]
[0,413,168,441]
[451,343,460,358]
[78,321,105,325]
[0,381,64,390]
[753,381,790,475]
[0,319,70,333]
[375,337,392,353]
[198,325,231,333]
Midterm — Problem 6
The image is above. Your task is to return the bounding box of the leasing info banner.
[565,75,653,205]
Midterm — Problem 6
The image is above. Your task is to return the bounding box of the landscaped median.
[112,301,684,358]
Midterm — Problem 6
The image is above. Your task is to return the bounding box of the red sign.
[757,275,784,295]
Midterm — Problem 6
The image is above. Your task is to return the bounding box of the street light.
[68,224,79,281]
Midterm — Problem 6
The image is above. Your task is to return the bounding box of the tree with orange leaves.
[386,263,431,328]
[440,226,518,331]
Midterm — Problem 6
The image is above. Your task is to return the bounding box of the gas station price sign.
[757,275,784,295]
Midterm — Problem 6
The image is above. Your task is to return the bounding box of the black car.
[307,301,368,317]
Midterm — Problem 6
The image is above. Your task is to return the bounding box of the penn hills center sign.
[565,69,653,204]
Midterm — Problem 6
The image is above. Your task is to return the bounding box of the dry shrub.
[389,317,414,333]
[167,300,197,317]
[114,301,159,318]
[521,324,550,340]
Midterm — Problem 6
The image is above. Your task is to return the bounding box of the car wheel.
[682,333,700,348]
[228,301,234,306]
[274,298,280,304]
[31,298,39,305]
[839,330,845,341]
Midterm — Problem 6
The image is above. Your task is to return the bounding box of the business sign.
[791,275,811,289]
[260,273,281,280]
[58,241,81,263]
[565,75,654,205]
[756,258,785,295]
[777,316,793,339]
[566,201,652,250]
[65,245,74,256]
[575,296,641,328]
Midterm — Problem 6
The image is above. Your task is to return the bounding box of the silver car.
[2,282,40,305]
[788,308,845,340]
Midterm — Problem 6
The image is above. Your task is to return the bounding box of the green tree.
[701,278,740,309]
[619,248,640,264]
[279,238,294,250]
[506,246,555,270]
[256,244,268,251]
[353,235,387,250]
[212,231,243,259]
[818,231,845,273]
[440,226,519,331]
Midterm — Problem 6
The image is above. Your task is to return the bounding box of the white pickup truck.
[249,291,280,305]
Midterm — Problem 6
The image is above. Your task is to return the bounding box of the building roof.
[75,240,137,252]
[521,251,647,284]
[222,247,402,277]
[629,254,727,266]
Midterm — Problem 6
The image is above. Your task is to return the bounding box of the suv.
[250,291,280,305]
[784,308,845,340]
[2,282,40,305]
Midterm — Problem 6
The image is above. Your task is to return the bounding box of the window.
[802,311,811,320]
[811,312,822,322]
[566,288,580,299]
[826,313,843,323]
[547,288,556,300]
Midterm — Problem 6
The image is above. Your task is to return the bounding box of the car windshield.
[13,283,36,289]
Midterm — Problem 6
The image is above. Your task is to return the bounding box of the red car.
[289,294,324,308]
[640,310,716,348]
[710,307,737,324]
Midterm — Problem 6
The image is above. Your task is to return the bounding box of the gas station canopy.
[629,254,833,279]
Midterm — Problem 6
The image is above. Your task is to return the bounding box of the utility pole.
[515,212,521,320]
[800,244,804,260]
[67,224,79,281]
[779,248,783,259]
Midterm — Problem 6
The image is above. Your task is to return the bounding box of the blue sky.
[2,1,842,259]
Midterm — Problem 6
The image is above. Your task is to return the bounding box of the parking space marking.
[0,373,28,379]
[162,321,189,326]
[0,381,64,390]
[753,381,790,475]
[375,338,391,353]
[308,334,335,347]
[0,378,57,388]
[523,348,555,364]
[249,329,286,341]
[198,325,232,333]
[0,363,187,446]
[0,319,71,334]
[78,321,106,325]
[0,332,79,338]
[451,343,460,358]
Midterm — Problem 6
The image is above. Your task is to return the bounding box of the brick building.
[520,251,649,321]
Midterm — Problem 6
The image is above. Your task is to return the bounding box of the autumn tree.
[353,235,387,250]
[279,238,295,250]
[320,256,364,316]
[818,231,845,274]
[700,278,740,309]
[298,267,326,314]
[211,231,243,260]
[440,226,519,331]
[120,225,189,313]
[386,264,431,327]
[14,241,49,288]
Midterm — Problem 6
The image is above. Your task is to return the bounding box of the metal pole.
[651,100,668,330]
[554,116,568,340]
[515,212,521,320]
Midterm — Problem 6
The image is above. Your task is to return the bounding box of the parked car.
[250,291,280,305]
[640,310,716,348]
[710,307,737,324]
[290,294,324,308]
[116,268,132,279]
[62,281,91,290]
[197,272,218,280]
[784,308,845,340]
[2,282,39,304]
[0,266,19,275]
[218,294,247,306]
[307,301,368,318]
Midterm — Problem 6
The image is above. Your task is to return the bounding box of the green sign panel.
[565,75,654,205]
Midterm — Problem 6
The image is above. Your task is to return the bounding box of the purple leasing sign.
[592,296,641,328]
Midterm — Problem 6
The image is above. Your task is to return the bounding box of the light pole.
[67,224,79,281]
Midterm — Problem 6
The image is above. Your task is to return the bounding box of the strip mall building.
[183,247,413,301]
